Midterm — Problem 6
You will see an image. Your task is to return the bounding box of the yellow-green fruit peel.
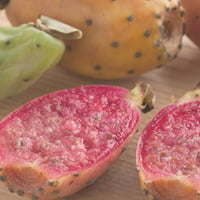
[0,24,65,100]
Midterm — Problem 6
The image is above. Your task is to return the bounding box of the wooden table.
[0,10,200,200]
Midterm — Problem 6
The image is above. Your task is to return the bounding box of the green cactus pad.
[0,24,65,100]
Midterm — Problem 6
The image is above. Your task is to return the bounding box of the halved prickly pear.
[0,16,82,100]
[0,83,154,200]
[136,84,200,200]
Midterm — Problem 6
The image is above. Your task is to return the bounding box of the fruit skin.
[0,23,65,100]
[181,0,200,47]
[3,0,185,79]
[0,84,154,200]
[136,84,200,200]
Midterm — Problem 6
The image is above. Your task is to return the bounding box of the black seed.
[128,69,135,74]
[157,55,162,61]
[66,45,72,52]
[94,65,102,71]
[135,51,142,58]
[36,43,41,48]
[52,190,60,195]
[8,186,15,193]
[69,180,74,185]
[144,30,151,37]
[0,167,3,171]
[85,19,93,26]
[197,192,200,196]
[0,175,6,181]
[73,173,79,177]
[111,41,119,48]
[32,194,39,200]
[126,15,134,22]
[37,188,44,194]
[17,190,25,196]
[5,40,11,46]
[87,179,95,185]
[48,181,58,187]
[156,13,162,19]
[143,189,149,195]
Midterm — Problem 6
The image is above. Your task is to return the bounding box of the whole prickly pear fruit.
[0,83,154,200]
[0,16,82,100]
[136,83,200,200]
[1,0,185,79]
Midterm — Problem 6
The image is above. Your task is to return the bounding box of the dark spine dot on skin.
[178,43,182,50]
[172,6,178,11]
[23,78,31,82]
[144,30,151,37]
[5,40,11,46]
[195,16,200,20]
[69,180,74,185]
[66,45,72,52]
[180,10,185,17]
[17,190,25,196]
[48,181,58,187]
[37,188,44,194]
[156,13,162,19]
[128,69,135,74]
[111,41,119,48]
[155,40,161,47]
[36,43,41,48]
[157,55,163,61]
[0,175,6,181]
[52,190,60,195]
[94,65,102,71]
[85,19,93,26]
[134,51,142,58]
[166,7,171,13]
[126,15,134,22]
[143,189,149,196]
[73,173,79,177]
[8,186,15,193]
[32,194,39,200]
[182,22,186,34]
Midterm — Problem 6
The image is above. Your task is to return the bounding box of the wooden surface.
[0,10,200,200]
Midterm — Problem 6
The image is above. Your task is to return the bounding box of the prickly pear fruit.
[2,0,185,79]
[0,16,82,100]
[181,0,200,47]
[136,83,200,200]
[0,83,154,200]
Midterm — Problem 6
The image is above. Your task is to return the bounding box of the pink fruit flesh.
[0,85,140,179]
[138,98,200,185]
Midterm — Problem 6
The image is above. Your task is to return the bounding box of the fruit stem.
[34,15,83,41]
